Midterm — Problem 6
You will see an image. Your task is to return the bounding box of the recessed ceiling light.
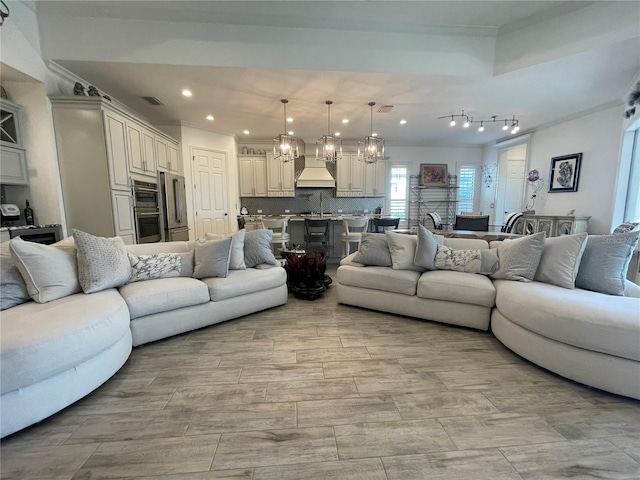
[243,130,250,135]
[287,117,294,123]
[342,119,349,124]
[288,131,294,135]
[181,89,192,97]
[206,115,214,121]
[399,119,407,125]
[372,132,378,137]
[335,132,341,137]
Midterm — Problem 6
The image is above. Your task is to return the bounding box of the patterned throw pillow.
[490,232,546,282]
[434,245,499,274]
[127,253,182,283]
[73,229,131,294]
[244,229,278,268]
[613,222,639,235]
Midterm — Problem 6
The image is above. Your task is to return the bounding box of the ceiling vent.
[141,96,164,106]
[377,104,395,113]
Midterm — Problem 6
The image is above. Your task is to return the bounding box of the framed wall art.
[419,163,448,187]
[548,153,582,193]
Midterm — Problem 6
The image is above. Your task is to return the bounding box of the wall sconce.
[526,169,544,211]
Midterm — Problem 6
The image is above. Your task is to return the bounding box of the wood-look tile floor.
[2,267,640,479]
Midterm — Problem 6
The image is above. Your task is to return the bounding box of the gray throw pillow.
[490,232,546,282]
[128,252,183,283]
[575,230,640,296]
[206,229,246,270]
[353,233,392,266]
[73,229,131,294]
[0,241,31,309]
[413,224,444,270]
[193,237,233,278]
[534,233,587,289]
[244,229,278,268]
[434,245,499,274]
[9,237,81,303]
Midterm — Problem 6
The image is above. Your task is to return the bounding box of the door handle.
[224,213,228,216]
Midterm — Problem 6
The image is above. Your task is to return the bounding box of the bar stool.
[304,218,330,252]
[373,217,400,232]
[260,217,290,255]
[341,217,369,257]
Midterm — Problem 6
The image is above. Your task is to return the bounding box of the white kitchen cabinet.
[127,122,158,177]
[266,153,295,197]
[168,143,181,174]
[0,145,29,185]
[111,190,136,244]
[50,96,179,241]
[363,159,388,197]
[103,112,130,191]
[337,153,364,197]
[156,137,169,171]
[239,155,268,197]
[142,129,157,175]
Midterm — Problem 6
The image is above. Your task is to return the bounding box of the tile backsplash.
[240,188,383,215]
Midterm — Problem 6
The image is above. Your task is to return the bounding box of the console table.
[522,214,590,237]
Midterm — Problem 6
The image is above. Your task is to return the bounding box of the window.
[457,166,476,214]
[624,128,640,222]
[389,166,408,225]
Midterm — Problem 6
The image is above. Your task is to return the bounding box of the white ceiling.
[34,1,640,147]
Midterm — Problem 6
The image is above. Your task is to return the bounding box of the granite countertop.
[0,224,62,232]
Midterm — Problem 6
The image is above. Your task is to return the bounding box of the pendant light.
[273,99,299,163]
[358,102,385,164]
[316,100,342,164]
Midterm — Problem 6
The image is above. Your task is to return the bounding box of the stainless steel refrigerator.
[159,171,190,241]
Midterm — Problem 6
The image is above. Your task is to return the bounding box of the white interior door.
[192,147,229,239]
[496,144,527,223]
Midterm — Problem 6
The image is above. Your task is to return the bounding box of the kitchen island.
[238,214,396,263]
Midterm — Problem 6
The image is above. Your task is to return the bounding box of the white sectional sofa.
[337,233,640,400]
[0,236,287,438]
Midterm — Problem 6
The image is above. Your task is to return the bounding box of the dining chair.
[260,217,290,255]
[341,217,369,257]
[304,218,330,252]
[373,217,400,233]
[501,212,524,233]
[453,214,490,231]
[424,212,442,230]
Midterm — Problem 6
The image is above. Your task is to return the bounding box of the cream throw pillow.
[385,231,424,271]
[534,233,587,289]
[73,229,131,294]
[9,237,81,303]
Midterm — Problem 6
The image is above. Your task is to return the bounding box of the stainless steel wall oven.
[132,180,162,243]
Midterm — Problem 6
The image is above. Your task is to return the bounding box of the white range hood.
[295,155,336,188]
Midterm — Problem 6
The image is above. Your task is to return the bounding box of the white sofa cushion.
[417,270,496,308]
[337,265,420,296]
[203,266,287,302]
[494,279,640,361]
[118,277,210,319]
[0,289,130,394]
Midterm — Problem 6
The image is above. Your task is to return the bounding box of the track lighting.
[439,111,522,135]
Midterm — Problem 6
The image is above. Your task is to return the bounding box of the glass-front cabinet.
[523,214,590,237]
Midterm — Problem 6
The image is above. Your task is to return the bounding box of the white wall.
[162,124,239,238]
[481,106,624,234]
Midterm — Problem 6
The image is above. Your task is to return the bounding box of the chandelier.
[358,102,385,164]
[316,100,342,164]
[273,99,299,163]
[438,110,520,134]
